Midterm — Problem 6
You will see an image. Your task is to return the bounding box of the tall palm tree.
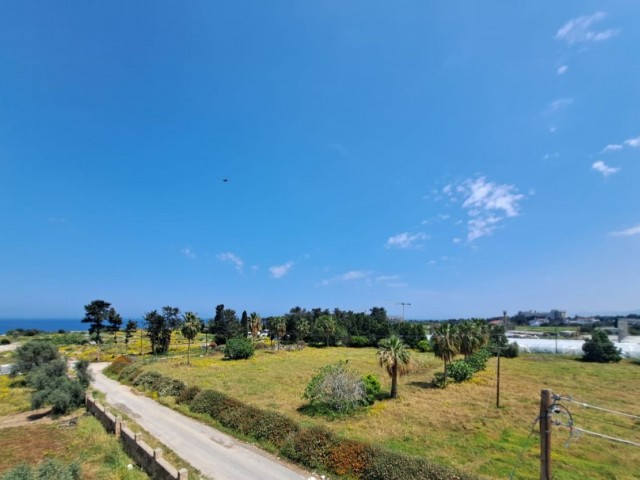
[431,322,459,385]
[457,321,483,359]
[249,312,262,343]
[273,316,287,351]
[377,335,411,399]
[181,312,201,366]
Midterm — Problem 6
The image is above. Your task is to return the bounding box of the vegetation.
[1,459,80,480]
[223,337,255,360]
[144,306,181,354]
[303,361,368,415]
[377,335,411,398]
[181,312,201,365]
[582,329,622,363]
[82,300,121,361]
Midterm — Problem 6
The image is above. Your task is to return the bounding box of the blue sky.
[1,1,639,320]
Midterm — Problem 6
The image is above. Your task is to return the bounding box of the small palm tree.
[181,312,201,366]
[249,312,262,343]
[457,320,485,359]
[431,322,459,385]
[377,335,411,399]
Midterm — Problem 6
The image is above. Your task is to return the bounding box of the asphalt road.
[89,363,311,480]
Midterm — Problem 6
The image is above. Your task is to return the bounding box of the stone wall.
[86,394,188,480]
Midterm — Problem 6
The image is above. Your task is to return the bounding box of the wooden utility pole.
[496,344,501,408]
[540,389,553,480]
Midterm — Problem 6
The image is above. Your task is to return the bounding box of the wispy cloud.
[386,232,429,249]
[181,247,196,259]
[556,12,620,45]
[546,98,573,113]
[557,65,568,75]
[319,270,373,286]
[592,160,620,177]
[217,252,243,272]
[601,144,623,153]
[624,136,640,148]
[450,176,526,242]
[375,274,400,282]
[269,261,294,279]
[609,224,640,237]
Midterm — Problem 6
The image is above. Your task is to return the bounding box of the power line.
[555,395,640,420]
[508,415,540,480]
[570,427,640,448]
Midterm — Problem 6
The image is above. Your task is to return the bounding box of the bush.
[280,426,336,469]
[416,339,431,352]
[11,341,59,375]
[349,336,371,348]
[176,385,201,405]
[189,389,226,414]
[133,370,163,390]
[503,342,520,359]
[465,348,491,372]
[103,356,132,376]
[224,337,255,360]
[582,329,622,363]
[1,460,81,480]
[329,439,369,476]
[447,360,474,383]
[0,338,10,345]
[432,372,447,388]
[362,374,381,405]
[156,377,186,397]
[303,362,367,415]
[118,365,142,383]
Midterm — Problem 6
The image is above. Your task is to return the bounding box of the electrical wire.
[556,396,640,420]
[571,427,640,448]
[508,415,541,480]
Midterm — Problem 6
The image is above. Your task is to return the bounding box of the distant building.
[517,309,567,325]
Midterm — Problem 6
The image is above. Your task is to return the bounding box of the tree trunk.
[390,367,398,398]
[187,339,191,366]
[443,360,448,387]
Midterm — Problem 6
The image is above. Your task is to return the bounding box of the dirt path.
[89,363,311,480]
[0,408,58,429]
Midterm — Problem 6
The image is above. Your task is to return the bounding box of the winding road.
[89,363,310,480]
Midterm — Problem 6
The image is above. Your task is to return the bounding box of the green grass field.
[139,347,640,480]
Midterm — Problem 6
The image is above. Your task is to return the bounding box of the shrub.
[280,426,336,469]
[582,329,621,363]
[156,377,186,397]
[503,342,520,359]
[432,372,447,388]
[224,337,255,360]
[416,339,431,352]
[249,409,299,447]
[1,460,81,480]
[349,336,371,348]
[361,445,476,480]
[465,348,491,372]
[176,385,201,405]
[133,370,163,390]
[447,360,474,383]
[329,439,369,476]
[104,356,132,376]
[0,338,10,345]
[303,362,366,414]
[189,389,226,414]
[118,365,142,383]
[361,374,381,405]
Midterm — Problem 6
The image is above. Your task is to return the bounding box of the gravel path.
[89,363,310,480]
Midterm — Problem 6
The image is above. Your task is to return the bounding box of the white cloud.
[556,12,619,45]
[217,252,244,273]
[592,160,620,177]
[269,261,294,279]
[557,65,568,75]
[319,270,373,286]
[375,275,400,282]
[453,176,525,242]
[624,136,640,148]
[181,247,196,259]
[547,98,573,113]
[601,144,623,153]
[609,224,640,237]
[386,232,429,249]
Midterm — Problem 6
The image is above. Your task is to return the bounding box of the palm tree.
[431,322,459,386]
[249,312,262,343]
[181,312,201,366]
[316,315,337,347]
[457,320,487,359]
[273,316,287,351]
[377,335,411,399]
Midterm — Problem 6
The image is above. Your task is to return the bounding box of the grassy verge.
[0,375,31,417]
[0,413,149,479]
[135,347,640,480]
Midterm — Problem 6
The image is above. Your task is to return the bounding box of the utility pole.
[540,389,553,480]
[496,341,501,408]
[397,302,411,322]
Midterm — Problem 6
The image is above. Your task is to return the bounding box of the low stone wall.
[86,394,188,480]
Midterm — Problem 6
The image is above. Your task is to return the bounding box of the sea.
[0,319,86,335]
